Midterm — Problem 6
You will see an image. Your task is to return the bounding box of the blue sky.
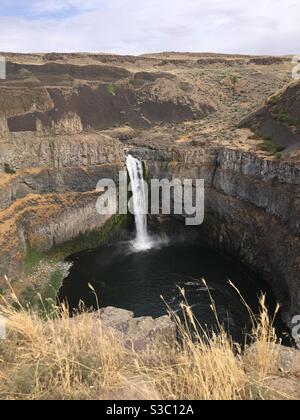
[0,0,299,54]
[0,0,105,18]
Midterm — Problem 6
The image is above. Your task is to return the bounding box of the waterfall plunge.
[126,155,153,252]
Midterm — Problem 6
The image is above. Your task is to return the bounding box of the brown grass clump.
[0,284,290,400]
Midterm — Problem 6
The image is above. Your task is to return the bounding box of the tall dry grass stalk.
[0,284,285,400]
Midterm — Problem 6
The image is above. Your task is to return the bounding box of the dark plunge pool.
[58,239,288,343]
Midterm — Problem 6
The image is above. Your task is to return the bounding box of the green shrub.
[259,139,285,155]
[107,84,116,96]
[25,249,44,274]
[276,111,298,127]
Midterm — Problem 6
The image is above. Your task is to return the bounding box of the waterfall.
[126,155,152,251]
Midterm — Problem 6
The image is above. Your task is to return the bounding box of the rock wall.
[0,191,116,282]
[0,132,126,282]
[0,132,125,172]
[1,60,216,135]
[129,145,300,325]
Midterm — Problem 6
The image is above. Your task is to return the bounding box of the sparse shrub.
[229,74,240,94]
[276,111,298,127]
[250,126,286,156]
[107,84,116,96]
[268,96,279,105]
[4,163,16,175]
[259,139,285,155]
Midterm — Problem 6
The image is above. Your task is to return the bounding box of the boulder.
[97,307,176,351]
[277,345,300,378]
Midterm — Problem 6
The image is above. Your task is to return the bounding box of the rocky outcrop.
[0,131,125,281]
[89,307,176,352]
[240,81,300,154]
[0,132,125,173]
[249,345,300,400]
[249,57,287,65]
[276,345,300,376]
[84,308,300,399]
[1,58,217,135]
[0,164,122,210]
[45,111,83,135]
[0,191,116,282]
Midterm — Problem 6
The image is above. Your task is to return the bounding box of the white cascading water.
[126,155,153,251]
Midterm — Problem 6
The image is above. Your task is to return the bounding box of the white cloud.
[0,0,299,54]
[29,0,104,15]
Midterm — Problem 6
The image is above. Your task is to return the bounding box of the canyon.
[0,51,299,327]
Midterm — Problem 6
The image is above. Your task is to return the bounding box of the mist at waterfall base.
[58,156,287,343]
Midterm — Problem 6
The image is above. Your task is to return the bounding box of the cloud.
[0,0,299,54]
[29,0,104,15]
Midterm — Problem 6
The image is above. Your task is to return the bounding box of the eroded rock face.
[0,132,125,281]
[240,81,300,153]
[1,58,216,135]
[129,141,300,324]
[123,82,300,323]
[0,133,125,174]
[0,191,117,281]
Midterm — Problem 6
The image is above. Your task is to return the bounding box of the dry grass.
[0,285,288,401]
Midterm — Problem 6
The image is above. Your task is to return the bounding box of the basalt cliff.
[0,52,299,325]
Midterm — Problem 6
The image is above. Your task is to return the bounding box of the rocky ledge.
[90,306,176,352]
[83,306,300,399]
[248,343,300,399]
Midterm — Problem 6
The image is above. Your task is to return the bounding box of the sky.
[0,0,299,55]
